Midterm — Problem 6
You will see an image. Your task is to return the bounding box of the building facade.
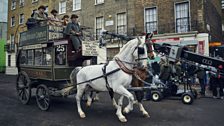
[7,0,223,73]
[0,0,8,73]
[6,0,56,75]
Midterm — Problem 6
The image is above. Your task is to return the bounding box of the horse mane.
[114,39,139,58]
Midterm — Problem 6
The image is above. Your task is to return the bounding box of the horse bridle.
[134,37,154,62]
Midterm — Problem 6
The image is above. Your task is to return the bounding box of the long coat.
[64,22,82,50]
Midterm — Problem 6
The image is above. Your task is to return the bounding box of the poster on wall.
[198,41,205,55]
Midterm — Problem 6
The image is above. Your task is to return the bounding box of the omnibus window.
[55,45,66,65]
[43,48,52,66]
[35,49,43,66]
[20,50,27,65]
[27,50,34,65]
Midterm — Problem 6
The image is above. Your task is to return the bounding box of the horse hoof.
[119,117,127,123]
[86,102,92,107]
[80,113,86,118]
[143,113,150,118]
[123,108,130,114]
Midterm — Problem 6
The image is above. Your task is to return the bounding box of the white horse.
[70,36,155,122]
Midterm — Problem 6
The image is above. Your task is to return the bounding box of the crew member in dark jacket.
[64,14,82,52]
[194,64,206,96]
[210,66,224,99]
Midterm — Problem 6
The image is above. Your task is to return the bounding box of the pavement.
[0,73,224,126]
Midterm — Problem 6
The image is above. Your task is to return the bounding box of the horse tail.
[70,67,82,85]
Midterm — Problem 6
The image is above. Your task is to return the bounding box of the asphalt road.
[0,74,224,126]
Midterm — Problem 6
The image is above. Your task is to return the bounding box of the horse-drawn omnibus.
[16,25,99,111]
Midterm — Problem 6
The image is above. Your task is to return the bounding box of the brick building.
[6,0,53,74]
[6,0,223,74]
[134,0,222,42]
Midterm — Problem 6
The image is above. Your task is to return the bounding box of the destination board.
[82,41,99,56]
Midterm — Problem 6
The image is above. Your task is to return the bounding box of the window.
[32,0,38,3]
[11,16,15,27]
[43,48,52,66]
[175,2,190,33]
[27,50,34,65]
[145,7,157,33]
[19,14,24,24]
[20,51,27,65]
[96,17,104,40]
[117,13,127,34]
[95,0,104,5]
[34,49,43,66]
[59,1,66,14]
[73,0,81,11]
[19,0,24,7]
[55,45,66,65]
[10,34,15,51]
[11,0,16,10]
[222,0,224,9]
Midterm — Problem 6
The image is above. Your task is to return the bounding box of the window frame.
[11,16,15,27]
[59,1,66,14]
[11,0,16,10]
[116,12,127,35]
[144,7,158,33]
[19,0,25,7]
[175,1,191,33]
[19,13,25,24]
[32,0,39,3]
[10,34,15,51]
[95,0,104,5]
[95,16,104,40]
[73,0,81,11]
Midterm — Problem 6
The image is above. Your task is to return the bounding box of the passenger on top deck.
[33,5,48,26]
[48,9,61,26]
[62,15,70,27]
[64,14,82,52]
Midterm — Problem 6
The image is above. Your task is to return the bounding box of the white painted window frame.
[59,1,66,14]
[116,12,127,35]
[144,6,158,33]
[73,0,81,11]
[95,0,104,5]
[174,0,191,33]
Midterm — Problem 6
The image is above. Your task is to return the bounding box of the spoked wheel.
[36,84,50,111]
[16,71,31,105]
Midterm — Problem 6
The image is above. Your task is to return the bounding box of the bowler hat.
[70,14,79,19]
[38,5,46,10]
[62,15,69,20]
[51,9,58,14]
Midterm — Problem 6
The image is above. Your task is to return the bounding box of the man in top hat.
[33,5,48,26]
[49,9,61,26]
[64,14,82,52]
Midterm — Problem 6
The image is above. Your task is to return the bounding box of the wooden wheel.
[36,84,50,111]
[16,71,31,105]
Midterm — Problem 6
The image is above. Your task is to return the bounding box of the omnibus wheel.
[36,84,50,111]
[181,93,194,105]
[16,71,31,105]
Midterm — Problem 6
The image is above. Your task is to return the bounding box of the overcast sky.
[0,0,8,22]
